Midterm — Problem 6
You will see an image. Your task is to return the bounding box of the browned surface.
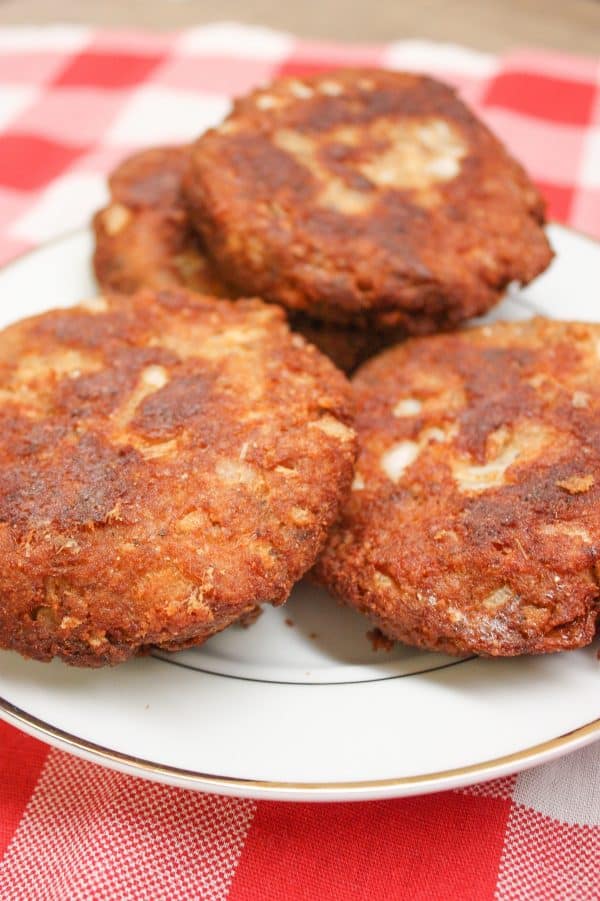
[0,289,356,666]
[185,69,552,329]
[93,146,228,297]
[93,144,402,372]
[108,146,191,209]
[315,318,600,656]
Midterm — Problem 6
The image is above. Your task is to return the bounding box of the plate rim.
[0,221,599,800]
[2,695,599,799]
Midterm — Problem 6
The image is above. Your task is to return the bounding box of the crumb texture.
[93,145,401,373]
[0,289,356,666]
[185,69,552,329]
[93,146,228,297]
[316,318,600,656]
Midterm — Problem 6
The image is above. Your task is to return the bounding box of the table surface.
[0,0,599,54]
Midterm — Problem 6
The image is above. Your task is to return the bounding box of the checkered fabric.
[0,23,598,901]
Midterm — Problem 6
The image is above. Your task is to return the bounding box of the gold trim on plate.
[1,699,599,796]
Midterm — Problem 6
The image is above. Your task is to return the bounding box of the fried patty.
[315,318,600,656]
[184,69,553,329]
[92,144,400,372]
[93,146,228,296]
[0,289,356,667]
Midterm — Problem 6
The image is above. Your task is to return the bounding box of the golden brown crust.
[315,318,600,656]
[184,69,553,328]
[93,206,229,297]
[93,147,401,372]
[93,146,228,297]
[92,144,402,372]
[108,146,191,210]
[0,289,356,666]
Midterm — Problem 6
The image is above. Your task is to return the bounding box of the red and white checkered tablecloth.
[0,22,599,900]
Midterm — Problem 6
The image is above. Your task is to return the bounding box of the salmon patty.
[93,146,227,296]
[315,318,600,656]
[0,289,356,666]
[184,69,552,330]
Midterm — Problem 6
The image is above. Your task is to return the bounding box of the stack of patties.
[8,67,593,670]
[178,69,597,658]
[98,68,598,662]
[95,70,552,372]
[92,143,397,374]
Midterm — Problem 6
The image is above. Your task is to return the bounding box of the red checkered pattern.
[0,23,598,269]
[0,23,599,900]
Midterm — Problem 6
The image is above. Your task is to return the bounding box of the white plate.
[0,224,599,802]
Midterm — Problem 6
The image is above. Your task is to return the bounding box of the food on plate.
[315,318,600,656]
[93,144,399,371]
[0,289,356,666]
[93,145,228,296]
[184,68,553,331]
